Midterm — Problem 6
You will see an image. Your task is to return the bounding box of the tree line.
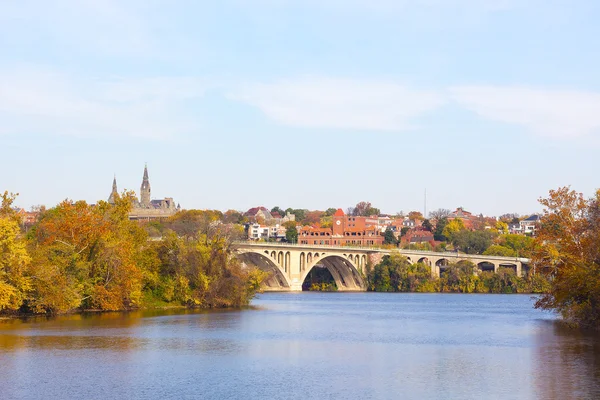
[366,253,550,294]
[0,192,266,315]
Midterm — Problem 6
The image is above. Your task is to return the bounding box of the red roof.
[334,208,345,217]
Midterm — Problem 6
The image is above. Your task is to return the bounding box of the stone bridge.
[233,242,530,292]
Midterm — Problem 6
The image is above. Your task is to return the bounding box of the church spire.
[140,163,151,207]
[108,175,118,204]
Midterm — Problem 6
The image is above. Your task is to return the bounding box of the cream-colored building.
[108,165,180,221]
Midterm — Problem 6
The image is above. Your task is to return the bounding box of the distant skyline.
[1,1,599,216]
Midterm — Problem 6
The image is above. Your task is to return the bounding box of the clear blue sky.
[1,0,599,216]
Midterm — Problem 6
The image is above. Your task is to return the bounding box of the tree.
[408,211,424,221]
[271,206,285,217]
[422,219,433,232]
[501,234,534,257]
[532,187,600,329]
[286,209,307,224]
[26,196,146,313]
[0,194,31,311]
[352,201,380,217]
[442,218,466,242]
[324,208,337,217]
[223,210,245,224]
[434,217,448,241]
[451,230,494,254]
[495,220,509,234]
[383,227,397,245]
[1,191,21,225]
[429,208,451,220]
[499,213,520,223]
[320,216,332,228]
[305,210,324,225]
[283,221,298,243]
[483,244,517,257]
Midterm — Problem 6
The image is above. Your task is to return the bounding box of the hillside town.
[9,165,541,258]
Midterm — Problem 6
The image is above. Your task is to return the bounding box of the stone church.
[108,164,180,220]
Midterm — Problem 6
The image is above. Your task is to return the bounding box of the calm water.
[1,293,599,400]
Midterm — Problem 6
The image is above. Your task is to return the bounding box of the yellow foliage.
[0,217,31,311]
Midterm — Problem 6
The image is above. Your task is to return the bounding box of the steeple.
[140,163,151,207]
[108,175,118,204]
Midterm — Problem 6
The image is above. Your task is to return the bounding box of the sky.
[1,0,599,216]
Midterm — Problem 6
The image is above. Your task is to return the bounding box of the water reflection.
[1,294,599,400]
[533,321,600,399]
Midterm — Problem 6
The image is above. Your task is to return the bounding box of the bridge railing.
[231,241,530,263]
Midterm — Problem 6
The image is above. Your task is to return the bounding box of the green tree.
[383,227,397,245]
[483,244,517,257]
[452,230,494,254]
[324,208,338,217]
[422,219,433,232]
[501,234,534,257]
[283,221,298,243]
[434,217,448,241]
[285,208,307,224]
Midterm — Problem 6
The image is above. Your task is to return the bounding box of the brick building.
[298,208,384,246]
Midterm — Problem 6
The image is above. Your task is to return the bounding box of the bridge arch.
[477,261,495,272]
[499,263,518,274]
[237,251,291,290]
[435,258,449,267]
[417,257,430,266]
[302,255,365,291]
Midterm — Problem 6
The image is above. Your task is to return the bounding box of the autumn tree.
[499,213,520,223]
[320,215,333,228]
[223,209,246,224]
[442,218,466,242]
[408,211,424,221]
[0,192,31,312]
[271,206,285,217]
[533,187,600,329]
[26,194,146,313]
[305,210,324,225]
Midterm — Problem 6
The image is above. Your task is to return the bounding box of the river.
[1,293,599,400]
